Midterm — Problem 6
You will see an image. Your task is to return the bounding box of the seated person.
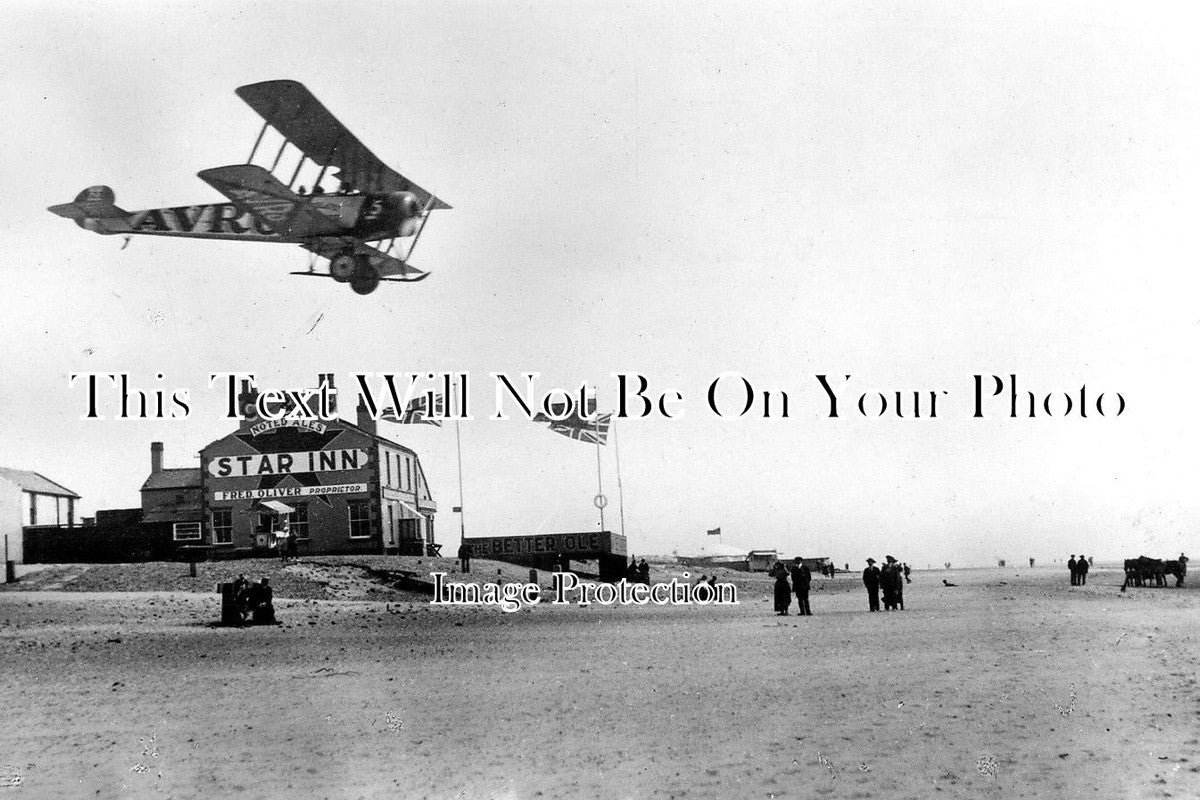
[248,578,276,624]
[232,574,251,620]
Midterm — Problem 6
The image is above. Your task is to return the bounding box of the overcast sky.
[2,1,1199,568]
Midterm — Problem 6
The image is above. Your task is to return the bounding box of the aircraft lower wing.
[302,238,429,281]
[198,164,340,238]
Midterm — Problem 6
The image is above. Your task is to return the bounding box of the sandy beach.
[2,562,1198,800]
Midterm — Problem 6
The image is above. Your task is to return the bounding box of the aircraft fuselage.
[82,193,409,242]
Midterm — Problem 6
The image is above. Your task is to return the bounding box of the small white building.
[0,468,81,564]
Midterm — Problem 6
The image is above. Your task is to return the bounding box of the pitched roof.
[143,501,203,524]
[0,468,80,498]
[141,468,202,492]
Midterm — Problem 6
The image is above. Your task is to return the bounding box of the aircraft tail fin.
[48,186,132,233]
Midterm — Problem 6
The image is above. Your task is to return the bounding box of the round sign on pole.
[594,494,608,509]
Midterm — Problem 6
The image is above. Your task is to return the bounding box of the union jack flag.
[543,412,611,445]
[381,393,444,426]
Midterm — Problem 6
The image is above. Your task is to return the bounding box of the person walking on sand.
[769,560,791,615]
[457,540,472,574]
[863,558,881,612]
[1076,554,1089,586]
[880,556,900,610]
[889,557,905,610]
[789,557,812,616]
[1068,554,1078,586]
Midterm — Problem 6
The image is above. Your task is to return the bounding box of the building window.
[406,457,414,492]
[348,500,371,538]
[398,518,420,541]
[386,454,392,487]
[174,522,202,541]
[211,509,233,544]
[291,503,309,539]
[28,494,37,526]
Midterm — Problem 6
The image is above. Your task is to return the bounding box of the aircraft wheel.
[350,266,380,295]
[329,252,357,283]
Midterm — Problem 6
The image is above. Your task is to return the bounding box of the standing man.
[277,519,291,564]
[789,557,812,616]
[1076,554,1088,586]
[862,558,881,612]
[458,540,472,574]
[1068,554,1078,586]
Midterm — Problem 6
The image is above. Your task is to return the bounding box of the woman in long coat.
[769,560,791,615]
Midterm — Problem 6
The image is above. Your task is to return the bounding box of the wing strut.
[247,121,269,164]
[404,195,438,261]
[288,154,308,190]
[270,139,289,173]
[312,137,341,192]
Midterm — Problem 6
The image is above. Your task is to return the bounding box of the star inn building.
[157,376,437,557]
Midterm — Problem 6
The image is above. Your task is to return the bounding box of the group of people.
[625,557,651,584]
[230,574,276,625]
[862,556,910,611]
[768,557,813,616]
[1067,554,1091,585]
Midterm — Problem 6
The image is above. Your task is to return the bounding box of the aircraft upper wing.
[236,79,450,210]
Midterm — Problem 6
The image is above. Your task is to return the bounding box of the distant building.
[677,542,753,571]
[746,550,779,572]
[140,441,203,545]
[0,467,81,564]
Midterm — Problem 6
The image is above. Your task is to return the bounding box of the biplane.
[48,79,450,294]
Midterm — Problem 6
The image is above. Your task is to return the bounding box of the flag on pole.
[707,527,721,536]
[381,393,444,426]
[542,412,612,445]
[533,393,597,423]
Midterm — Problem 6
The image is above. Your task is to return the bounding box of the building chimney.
[151,441,164,474]
[238,379,260,430]
[356,399,377,437]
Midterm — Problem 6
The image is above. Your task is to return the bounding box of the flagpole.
[594,414,605,533]
[454,385,466,545]
[613,419,626,539]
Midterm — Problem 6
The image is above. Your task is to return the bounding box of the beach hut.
[0,467,81,565]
